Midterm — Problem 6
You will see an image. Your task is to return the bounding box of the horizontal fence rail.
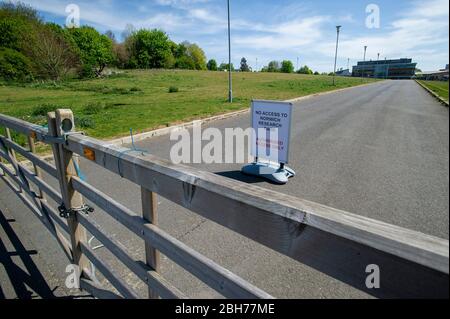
[0,111,449,299]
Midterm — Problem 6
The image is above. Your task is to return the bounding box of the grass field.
[0,69,379,139]
[418,80,449,102]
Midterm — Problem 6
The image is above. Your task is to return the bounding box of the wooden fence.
[0,110,448,299]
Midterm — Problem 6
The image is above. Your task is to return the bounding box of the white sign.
[251,100,293,164]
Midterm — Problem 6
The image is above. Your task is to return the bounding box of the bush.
[297,65,313,75]
[130,86,141,92]
[0,48,33,81]
[168,86,179,93]
[82,102,103,115]
[75,116,96,129]
[31,103,57,116]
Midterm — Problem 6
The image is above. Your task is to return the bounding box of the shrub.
[82,102,103,115]
[31,103,57,116]
[0,48,33,81]
[130,86,141,92]
[168,86,179,93]
[75,116,95,129]
[110,87,130,94]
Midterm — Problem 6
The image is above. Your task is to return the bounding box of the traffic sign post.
[241,100,295,184]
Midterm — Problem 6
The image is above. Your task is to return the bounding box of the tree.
[128,29,173,69]
[104,30,116,43]
[0,2,80,80]
[219,63,234,71]
[112,42,129,68]
[25,23,80,80]
[69,26,114,77]
[185,42,207,70]
[281,60,294,73]
[0,47,33,81]
[240,57,250,72]
[0,2,41,51]
[121,23,135,41]
[297,65,313,74]
[267,60,280,72]
[207,59,217,71]
[174,41,207,70]
[175,55,195,69]
[314,71,320,75]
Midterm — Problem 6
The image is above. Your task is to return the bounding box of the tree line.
[1,2,326,82]
[0,2,212,81]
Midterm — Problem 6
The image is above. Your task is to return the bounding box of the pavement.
[0,80,448,299]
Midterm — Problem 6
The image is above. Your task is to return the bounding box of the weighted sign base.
[241,162,295,184]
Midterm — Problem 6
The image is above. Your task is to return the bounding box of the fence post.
[141,187,160,299]
[48,110,89,275]
[27,135,45,199]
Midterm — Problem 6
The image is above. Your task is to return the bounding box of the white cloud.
[233,16,328,50]
[314,0,449,71]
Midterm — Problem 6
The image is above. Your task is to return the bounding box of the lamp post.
[227,0,232,103]
[333,25,341,86]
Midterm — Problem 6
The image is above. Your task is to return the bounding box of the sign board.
[251,100,293,164]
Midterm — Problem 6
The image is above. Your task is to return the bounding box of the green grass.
[0,69,379,139]
[418,80,449,102]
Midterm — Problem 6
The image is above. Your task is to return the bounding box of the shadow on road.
[215,170,280,185]
[0,209,63,299]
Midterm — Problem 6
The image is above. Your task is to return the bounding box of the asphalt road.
[1,80,448,299]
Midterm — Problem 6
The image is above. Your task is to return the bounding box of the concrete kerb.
[109,80,383,146]
[108,108,250,146]
[415,80,449,107]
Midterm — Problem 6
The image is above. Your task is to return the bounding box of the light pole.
[227,0,232,103]
[333,25,341,85]
[256,57,258,72]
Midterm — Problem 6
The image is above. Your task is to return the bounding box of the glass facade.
[352,58,417,79]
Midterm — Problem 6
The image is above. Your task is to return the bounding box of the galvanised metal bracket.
[58,203,94,219]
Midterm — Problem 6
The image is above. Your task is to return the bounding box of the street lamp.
[227,0,232,103]
[333,25,341,86]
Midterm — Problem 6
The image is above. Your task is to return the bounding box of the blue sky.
[9,0,449,72]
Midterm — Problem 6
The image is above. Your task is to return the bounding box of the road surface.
[1,80,448,298]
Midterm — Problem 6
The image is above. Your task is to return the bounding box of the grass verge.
[417,80,449,103]
[1,69,380,140]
